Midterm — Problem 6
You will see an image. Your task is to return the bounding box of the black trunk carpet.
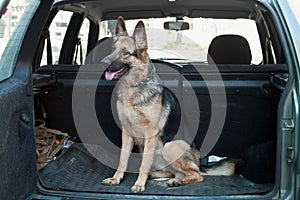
[38,144,273,196]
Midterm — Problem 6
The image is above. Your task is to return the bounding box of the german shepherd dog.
[101,17,236,192]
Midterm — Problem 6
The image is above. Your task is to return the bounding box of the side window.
[0,0,37,82]
[40,10,73,65]
[73,18,90,65]
[40,12,90,66]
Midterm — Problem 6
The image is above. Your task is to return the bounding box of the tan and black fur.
[101,17,235,192]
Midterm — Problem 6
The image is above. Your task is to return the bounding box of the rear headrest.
[207,35,252,64]
[85,37,113,64]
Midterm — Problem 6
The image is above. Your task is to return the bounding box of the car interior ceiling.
[34,0,288,197]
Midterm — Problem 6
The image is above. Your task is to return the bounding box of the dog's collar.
[130,76,152,88]
[130,64,158,87]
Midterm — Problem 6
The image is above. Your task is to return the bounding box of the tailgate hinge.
[284,119,294,132]
[283,119,295,163]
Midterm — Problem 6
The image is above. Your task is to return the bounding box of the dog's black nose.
[101,57,111,65]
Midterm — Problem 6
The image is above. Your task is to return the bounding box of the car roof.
[54,0,262,20]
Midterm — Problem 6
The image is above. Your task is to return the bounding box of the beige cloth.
[35,120,70,170]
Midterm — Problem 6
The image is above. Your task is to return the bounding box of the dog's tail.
[200,159,245,176]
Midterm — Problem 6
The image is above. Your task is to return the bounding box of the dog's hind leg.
[149,171,174,179]
[166,170,203,187]
[162,140,203,187]
[102,132,134,186]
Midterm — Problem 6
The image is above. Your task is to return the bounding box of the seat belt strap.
[42,30,53,65]
[74,37,83,65]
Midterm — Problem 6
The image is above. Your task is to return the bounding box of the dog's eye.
[123,51,131,57]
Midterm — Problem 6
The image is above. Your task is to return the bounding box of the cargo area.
[38,143,273,196]
[33,63,287,197]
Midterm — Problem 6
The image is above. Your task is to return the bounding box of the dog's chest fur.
[115,74,170,145]
[117,84,161,132]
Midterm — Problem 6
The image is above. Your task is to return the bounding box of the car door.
[0,0,53,199]
[273,0,300,199]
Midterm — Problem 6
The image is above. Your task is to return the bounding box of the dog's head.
[102,17,149,81]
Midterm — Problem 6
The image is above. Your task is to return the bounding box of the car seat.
[207,35,252,64]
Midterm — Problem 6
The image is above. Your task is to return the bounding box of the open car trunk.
[30,0,291,198]
[33,62,287,198]
[1,0,298,199]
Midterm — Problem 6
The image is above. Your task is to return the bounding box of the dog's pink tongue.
[105,71,117,80]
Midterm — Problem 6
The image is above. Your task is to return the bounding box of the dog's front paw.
[166,178,182,187]
[101,177,121,186]
[131,184,145,193]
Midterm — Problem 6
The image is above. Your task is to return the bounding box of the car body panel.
[0,0,53,199]
[274,0,300,199]
[0,0,299,199]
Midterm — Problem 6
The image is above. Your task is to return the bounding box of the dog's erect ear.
[115,16,128,36]
[133,21,148,51]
